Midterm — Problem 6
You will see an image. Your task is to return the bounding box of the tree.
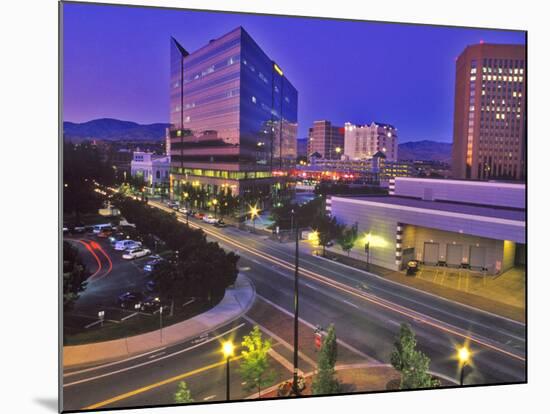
[337,223,358,256]
[239,325,275,398]
[312,324,340,395]
[312,214,343,257]
[63,241,88,313]
[390,323,440,389]
[173,381,193,403]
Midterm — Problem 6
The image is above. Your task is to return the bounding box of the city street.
[61,199,525,411]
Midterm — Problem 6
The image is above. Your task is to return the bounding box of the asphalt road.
[61,200,526,411]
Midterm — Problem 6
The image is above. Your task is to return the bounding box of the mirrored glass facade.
[169,27,298,196]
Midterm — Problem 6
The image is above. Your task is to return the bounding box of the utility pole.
[292,209,300,395]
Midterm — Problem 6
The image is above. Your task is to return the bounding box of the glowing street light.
[222,341,235,400]
[212,198,218,218]
[335,146,342,156]
[249,204,260,233]
[457,345,471,386]
[362,233,371,272]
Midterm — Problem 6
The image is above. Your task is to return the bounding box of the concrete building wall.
[501,240,517,272]
[329,200,398,270]
[394,177,525,209]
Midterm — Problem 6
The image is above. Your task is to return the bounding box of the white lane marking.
[64,347,167,378]
[120,312,140,322]
[313,253,525,327]
[147,352,166,359]
[304,282,320,291]
[203,395,216,401]
[63,323,245,387]
[343,300,360,309]
[256,294,378,363]
[268,348,296,373]
[84,320,102,329]
[388,320,401,327]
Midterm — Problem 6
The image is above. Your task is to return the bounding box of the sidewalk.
[250,363,457,398]
[63,274,255,369]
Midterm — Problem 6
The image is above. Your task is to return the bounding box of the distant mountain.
[398,140,452,163]
[63,118,170,142]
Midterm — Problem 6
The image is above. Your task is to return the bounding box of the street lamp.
[249,204,260,233]
[212,198,218,219]
[457,345,471,386]
[222,341,235,401]
[363,233,371,272]
[291,209,300,396]
[183,192,189,226]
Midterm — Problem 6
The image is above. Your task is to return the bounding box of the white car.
[122,247,151,260]
[114,239,142,251]
[178,207,188,214]
[203,215,217,224]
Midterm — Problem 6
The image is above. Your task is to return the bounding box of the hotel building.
[344,122,398,161]
[451,43,526,181]
[168,27,298,197]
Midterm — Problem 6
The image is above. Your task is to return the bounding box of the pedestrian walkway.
[63,274,255,369]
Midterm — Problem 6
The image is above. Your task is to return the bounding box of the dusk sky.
[63,2,525,143]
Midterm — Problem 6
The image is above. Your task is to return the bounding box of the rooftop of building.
[333,194,525,222]
[395,176,526,188]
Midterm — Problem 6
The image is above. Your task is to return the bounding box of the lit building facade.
[328,177,525,274]
[130,151,171,193]
[344,122,398,161]
[451,43,526,181]
[293,152,415,185]
[169,27,298,197]
[307,120,345,160]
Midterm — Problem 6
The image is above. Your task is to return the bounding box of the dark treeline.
[112,194,239,314]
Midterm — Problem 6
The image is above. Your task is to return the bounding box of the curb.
[63,274,256,370]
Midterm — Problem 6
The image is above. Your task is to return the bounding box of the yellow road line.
[84,356,242,410]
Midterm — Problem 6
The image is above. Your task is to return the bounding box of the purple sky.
[62,2,525,142]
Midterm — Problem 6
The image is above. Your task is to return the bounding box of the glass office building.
[169,27,298,197]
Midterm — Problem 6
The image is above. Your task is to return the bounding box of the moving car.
[214,219,226,228]
[194,212,205,219]
[122,247,151,260]
[114,239,142,251]
[203,215,217,224]
[117,291,144,309]
[178,207,188,214]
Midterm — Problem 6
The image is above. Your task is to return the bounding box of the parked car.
[194,212,205,219]
[72,224,86,234]
[63,226,69,234]
[143,257,164,272]
[214,219,226,228]
[92,223,113,234]
[108,232,127,245]
[122,247,151,260]
[178,207,188,214]
[145,279,158,293]
[97,227,114,238]
[140,296,161,313]
[114,239,142,251]
[203,215,217,224]
[118,291,144,309]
